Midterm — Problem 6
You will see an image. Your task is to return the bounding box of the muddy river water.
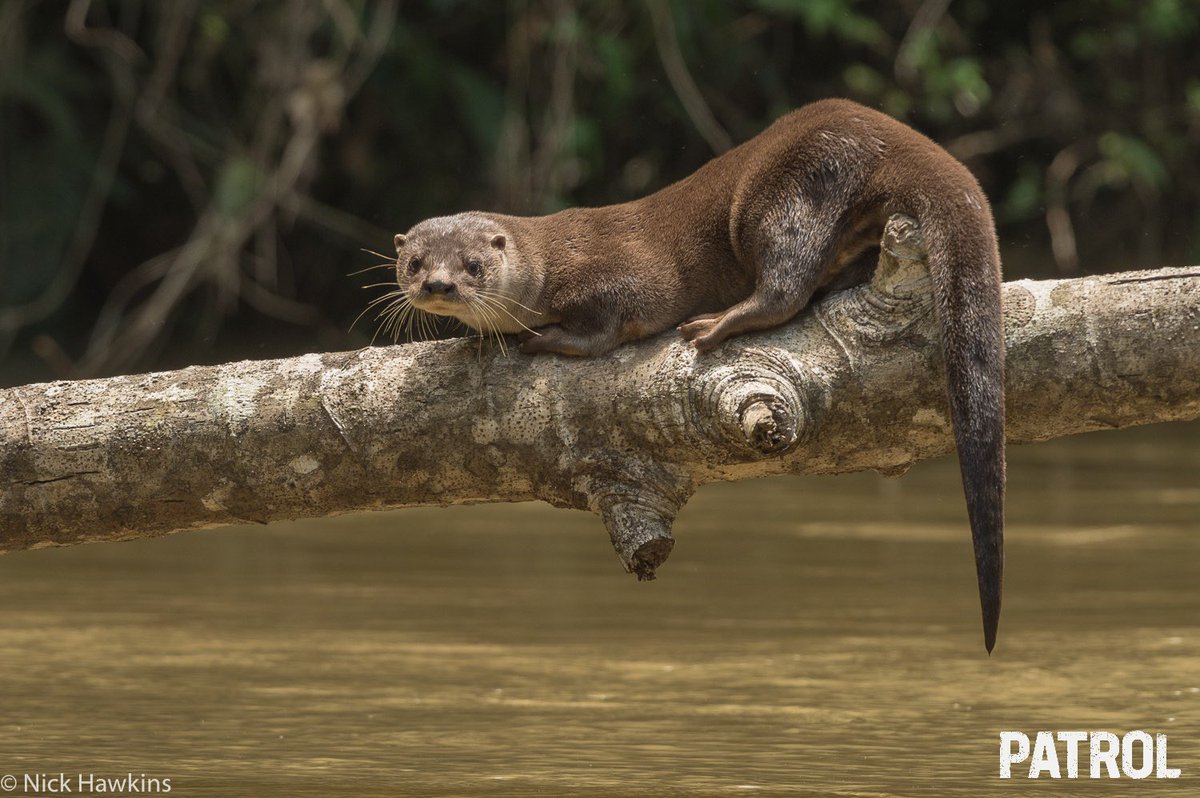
[0,422,1197,796]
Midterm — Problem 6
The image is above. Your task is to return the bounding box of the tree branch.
[3,216,1198,578]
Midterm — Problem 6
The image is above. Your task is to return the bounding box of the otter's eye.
[406,257,422,276]
[465,259,483,278]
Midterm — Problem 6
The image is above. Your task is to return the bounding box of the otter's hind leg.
[680,197,842,352]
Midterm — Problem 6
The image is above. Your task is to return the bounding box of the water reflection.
[0,422,1196,796]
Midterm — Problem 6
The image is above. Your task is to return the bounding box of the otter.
[391,98,1005,652]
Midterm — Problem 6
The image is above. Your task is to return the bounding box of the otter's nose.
[423,279,456,296]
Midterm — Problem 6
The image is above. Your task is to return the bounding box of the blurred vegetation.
[1,0,1198,384]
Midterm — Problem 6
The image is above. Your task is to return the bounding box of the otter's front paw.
[518,324,610,357]
[519,336,547,355]
[519,325,567,355]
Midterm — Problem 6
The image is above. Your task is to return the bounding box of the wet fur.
[394,98,1005,650]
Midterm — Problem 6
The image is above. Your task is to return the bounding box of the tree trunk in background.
[2,216,1198,579]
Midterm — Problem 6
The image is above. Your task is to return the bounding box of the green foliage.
[1003,165,1043,224]
[213,157,260,216]
[1097,132,1169,191]
[754,0,884,44]
[1140,0,1199,41]
[0,30,99,305]
[1,0,1197,381]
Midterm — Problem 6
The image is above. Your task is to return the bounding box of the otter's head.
[394,213,525,333]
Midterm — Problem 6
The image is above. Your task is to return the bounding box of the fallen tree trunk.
[2,216,1198,576]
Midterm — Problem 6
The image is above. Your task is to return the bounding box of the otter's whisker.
[470,297,508,357]
[484,310,510,357]
[417,308,436,343]
[352,293,405,331]
[403,306,418,343]
[361,290,406,310]
[387,305,416,345]
[463,297,491,358]
[371,297,410,345]
[360,247,399,261]
[474,291,541,336]
[350,291,407,333]
[481,290,544,316]
[376,298,405,329]
[382,297,414,339]
[346,262,397,276]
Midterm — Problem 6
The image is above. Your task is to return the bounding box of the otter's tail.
[919,200,1005,653]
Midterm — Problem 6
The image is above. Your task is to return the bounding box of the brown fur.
[393,98,1005,651]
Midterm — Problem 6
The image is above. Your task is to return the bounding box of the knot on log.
[878,213,929,274]
[817,214,935,346]
[688,348,812,459]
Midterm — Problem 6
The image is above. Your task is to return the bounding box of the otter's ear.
[393,233,406,252]
[490,234,506,251]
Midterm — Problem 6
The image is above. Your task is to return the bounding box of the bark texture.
[2,216,1198,576]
